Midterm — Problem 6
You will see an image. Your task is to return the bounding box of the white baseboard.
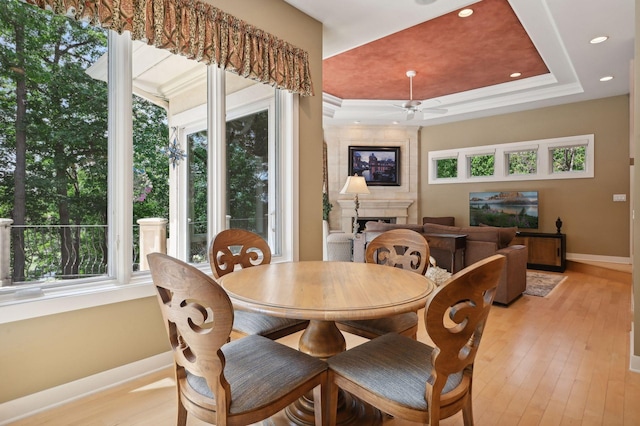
[0,351,172,425]
[566,253,631,265]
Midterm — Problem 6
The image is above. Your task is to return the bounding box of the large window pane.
[0,1,108,283]
[226,110,269,239]
[188,130,208,263]
[132,95,169,271]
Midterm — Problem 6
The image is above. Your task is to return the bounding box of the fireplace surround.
[324,126,419,234]
[337,199,414,233]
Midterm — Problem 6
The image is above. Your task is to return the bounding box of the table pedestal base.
[264,393,383,426]
[270,320,384,425]
[298,319,346,358]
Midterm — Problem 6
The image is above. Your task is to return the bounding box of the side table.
[424,233,467,273]
[510,231,566,272]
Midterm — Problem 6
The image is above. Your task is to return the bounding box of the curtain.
[22,0,314,96]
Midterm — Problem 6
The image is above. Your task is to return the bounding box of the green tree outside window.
[436,158,457,178]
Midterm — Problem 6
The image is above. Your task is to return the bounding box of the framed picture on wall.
[348,146,400,186]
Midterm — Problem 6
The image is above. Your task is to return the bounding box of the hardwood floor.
[10,265,640,425]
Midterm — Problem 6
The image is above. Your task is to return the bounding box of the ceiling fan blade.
[388,71,446,119]
[422,107,448,114]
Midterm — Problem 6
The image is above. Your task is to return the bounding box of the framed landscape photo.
[348,146,400,186]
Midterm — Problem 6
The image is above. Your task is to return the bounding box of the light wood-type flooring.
[10,262,640,425]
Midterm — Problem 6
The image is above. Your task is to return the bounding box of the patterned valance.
[22,0,314,96]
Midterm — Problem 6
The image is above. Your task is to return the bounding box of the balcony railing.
[0,216,263,285]
[8,223,108,284]
[0,218,168,286]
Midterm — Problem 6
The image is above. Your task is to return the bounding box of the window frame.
[547,141,589,176]
[505,146,539,177]
[170,80,296,266]
[428,134,594,184]
[465,149,496,179]
[433,156,459,181]
[0,30,300,321]
[224,88,277,252]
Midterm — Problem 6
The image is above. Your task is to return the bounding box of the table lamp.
[340,174,370,234]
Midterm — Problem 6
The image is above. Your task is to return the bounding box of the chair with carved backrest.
[337,228,430,339]
[327,254,506,426]
[209,229,308,340]
[148,253,329,426]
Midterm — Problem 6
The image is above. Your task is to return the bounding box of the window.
[551,145,586,173]
[0,1,109,283]
[468,154,495,177]
[0,2,298,305]
[132,95,170,271]
[507,149,537,175]
[226,110,270,240]
[187,130,208,263]
[428,135,594,184]
[172,81,294,264]
[435,158,458,179]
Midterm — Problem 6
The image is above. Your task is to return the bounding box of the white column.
[0,219,13,286]
[108,31,133,283]
[137,218,168,271]
[208,66,226,237]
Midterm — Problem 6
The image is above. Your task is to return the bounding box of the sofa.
[354,220,528,305]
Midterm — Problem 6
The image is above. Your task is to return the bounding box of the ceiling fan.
[393,70,448,120]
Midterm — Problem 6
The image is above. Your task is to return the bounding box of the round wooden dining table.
[218,260,436,425]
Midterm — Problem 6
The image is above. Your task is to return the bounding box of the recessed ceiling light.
[415,0,437,5]
[590,36,609,44]
[600,76,614,82]
[510,72,522,78]
[392,121,400,125]
[458,9,473,18]
[354,120,361,124]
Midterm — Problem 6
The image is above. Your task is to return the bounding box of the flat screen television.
[469,191,538,229]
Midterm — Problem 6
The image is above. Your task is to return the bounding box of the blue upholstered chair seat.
[186,334,326,414]
[328,332,463,411]
[338,312,417,337]
[233,310,307,336]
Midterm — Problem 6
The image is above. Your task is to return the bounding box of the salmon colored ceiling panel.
[322,0,549,101]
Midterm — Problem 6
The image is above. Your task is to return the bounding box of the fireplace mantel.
[337,199,414,233]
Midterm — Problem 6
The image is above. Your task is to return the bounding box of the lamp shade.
[340,175,370,195]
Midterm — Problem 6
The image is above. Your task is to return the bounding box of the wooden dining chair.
[209,229,308,340]
[327,254,506,426]
[148,253,329,426]
[337,228,430,340]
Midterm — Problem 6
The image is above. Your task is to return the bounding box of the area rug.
[525,271,567,297]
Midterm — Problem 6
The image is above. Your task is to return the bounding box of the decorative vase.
[555,217,563,234]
